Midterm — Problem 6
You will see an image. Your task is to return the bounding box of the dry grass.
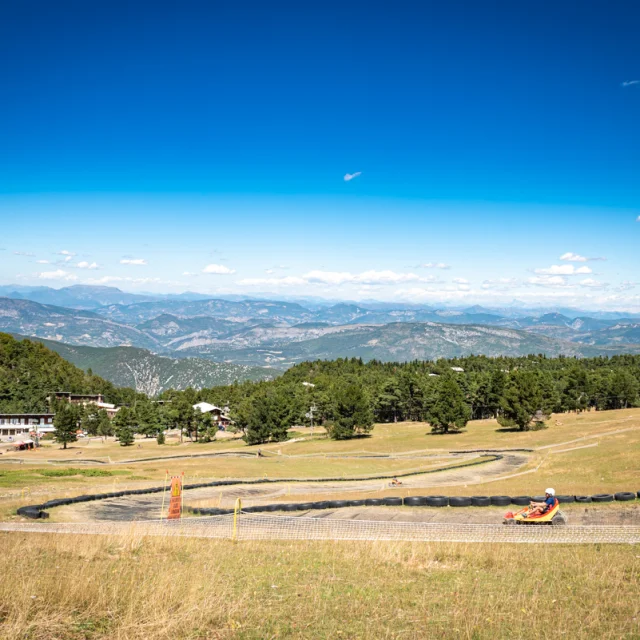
[0,531,638,639]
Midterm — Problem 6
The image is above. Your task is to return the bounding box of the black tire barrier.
[313,501,330,509]
[490,496,511,507]
[18,453,508,518]
[557,495,575,504]
[592,494,614,503]
[511,496,532,506]
[449,496,472,507]
[282,504,298,512]
[425,496,449,507]
[532,495,546,503]
[404,496,428,506]
[298,503,314,511]
[349,499,366,507]
[364,498,384,507]
[383,497,403,506]
[575,496,592,503]
[614,492,636,502]
[471,496,491,507]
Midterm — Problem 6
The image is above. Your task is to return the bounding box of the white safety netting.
[1,514,639,544]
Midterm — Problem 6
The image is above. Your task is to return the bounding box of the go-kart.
[503,498,567,526]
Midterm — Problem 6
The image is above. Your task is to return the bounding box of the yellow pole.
[180,472,185,520]
[232,497,242,541]
[160,470,169,519]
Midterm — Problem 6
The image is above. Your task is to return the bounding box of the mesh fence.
[1,513,639,544]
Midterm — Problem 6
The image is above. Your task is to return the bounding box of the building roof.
[193,402,223,413]
[0,413,55,418]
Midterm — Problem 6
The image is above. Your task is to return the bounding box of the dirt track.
[51,453,529,522]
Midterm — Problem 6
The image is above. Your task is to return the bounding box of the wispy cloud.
[534,264,592,275]
[73,261,100,270]
[344,172,362,182]
[621,80,639,87]
[560,252,605,262]
[120,258,147,265]
[453,278,469,284]
[237,276,306,286]
[636,215,640,222]
[527,275,572,288]
[202,264,235,275]
[419,262,451,269]
[35,269,78,281]
[579,278,608,289]
[36,259,50,264]
[13,251,35,257]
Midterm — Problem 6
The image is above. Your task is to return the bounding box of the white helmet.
[545,488,555,496]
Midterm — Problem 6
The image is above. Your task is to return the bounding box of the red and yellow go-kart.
[503,498,567,526]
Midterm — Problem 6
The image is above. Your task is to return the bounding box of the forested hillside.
[0,333,140,413]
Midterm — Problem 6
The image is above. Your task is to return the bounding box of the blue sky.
[1,0,639,310]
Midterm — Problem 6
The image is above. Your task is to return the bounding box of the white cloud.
[120,258,147,265]
[57,250,76,256]
[622,80,639,87]
[303,269,427,285]
[481,277,519,290]
[527,275,571,288]
[74,261,99,270]
[636,215,640,222]
[237,276,306,286]
[534,264,592,275]
[264,269,275,274]
[420,262,450,269]
[182,271,197,276]
[344,172,362,182]
[559,252,588,262]
[202,264,235,275]
[36,259,50,264]
[579,278,608,289]
[13,251,35,257]
[453,278,469,284]
[559,252,606,262]
[35,269,78,281]
[85,276,179,286]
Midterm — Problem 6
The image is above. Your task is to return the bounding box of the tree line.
[158,354,640,443]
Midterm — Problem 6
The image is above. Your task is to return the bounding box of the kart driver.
[527,488,556,517]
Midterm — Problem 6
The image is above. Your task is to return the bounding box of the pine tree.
[117,425,135,446]
[243,390,290,445]
[327,381,374,440]
[427,374,470,434]
[498,370,547,431]
[53,403,79,449]
[114,406,135,445]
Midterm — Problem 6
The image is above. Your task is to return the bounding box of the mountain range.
[1,285,639,392]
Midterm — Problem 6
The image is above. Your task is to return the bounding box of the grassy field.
[1,409,639,639]
[1,408,638,505]
[0,532,638,639]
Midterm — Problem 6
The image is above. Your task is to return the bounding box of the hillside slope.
[0,333,138,412]
[11,335,277,395]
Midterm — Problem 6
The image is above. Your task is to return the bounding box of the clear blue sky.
[1,0,639,309]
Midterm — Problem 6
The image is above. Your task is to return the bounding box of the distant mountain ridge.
[1,291,640,378]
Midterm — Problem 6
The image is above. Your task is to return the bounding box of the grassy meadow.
[0,532,638,639]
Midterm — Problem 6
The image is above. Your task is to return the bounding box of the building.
[52,392,119,418]
[193,402,234,429]
[53,392,105,405]
[0,414,55,441]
